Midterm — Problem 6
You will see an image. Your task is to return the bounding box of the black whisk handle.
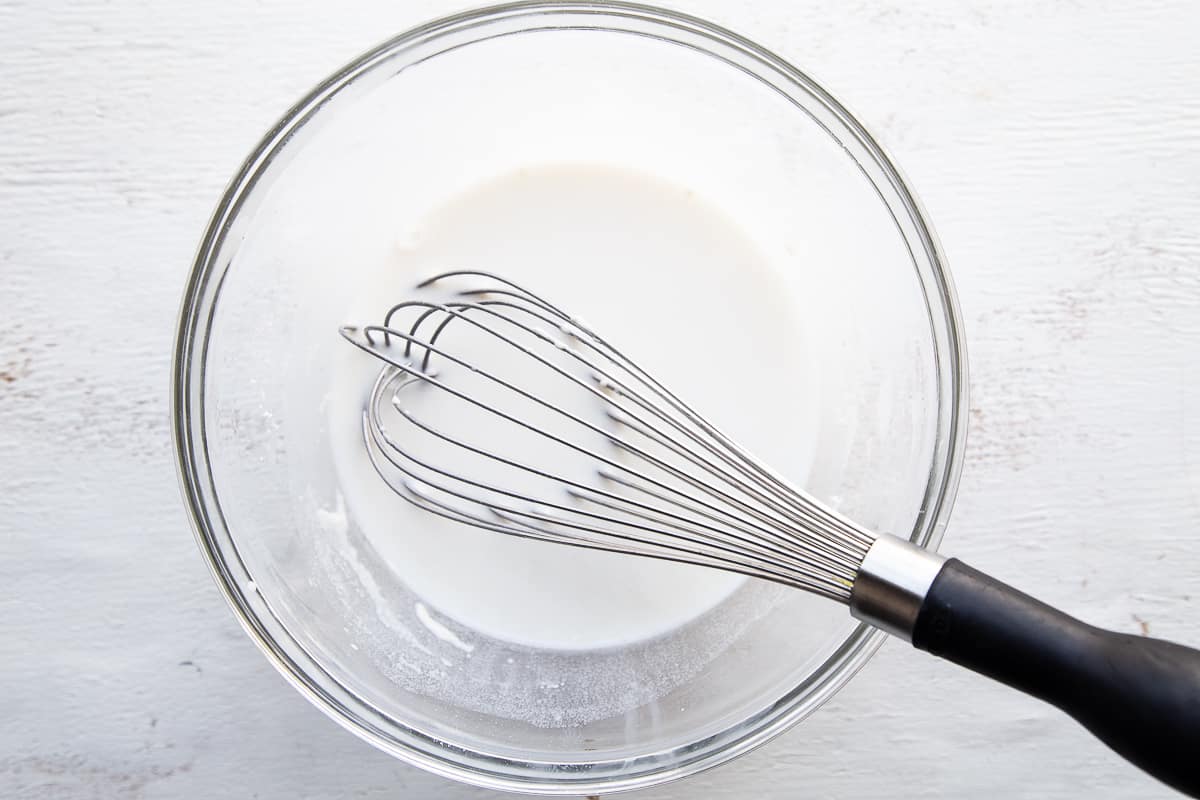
[912,559,1200,798]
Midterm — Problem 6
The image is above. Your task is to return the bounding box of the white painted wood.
[2,0,1197,797]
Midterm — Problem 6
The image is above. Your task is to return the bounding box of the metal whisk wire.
[339,271,876,602]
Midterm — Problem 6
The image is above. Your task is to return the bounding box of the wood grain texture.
[1,0,1197,797]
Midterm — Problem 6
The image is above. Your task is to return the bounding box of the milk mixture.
[328,164,819,650]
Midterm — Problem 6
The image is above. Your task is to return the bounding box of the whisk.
[340,270,1200,797]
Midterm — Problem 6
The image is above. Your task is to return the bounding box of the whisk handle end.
[912,558,1200,798]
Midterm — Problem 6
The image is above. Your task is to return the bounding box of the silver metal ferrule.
[849,532,948,641]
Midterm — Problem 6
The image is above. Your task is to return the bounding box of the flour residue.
[414,602,475,653]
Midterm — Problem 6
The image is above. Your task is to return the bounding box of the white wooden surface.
[3,0,1199,797]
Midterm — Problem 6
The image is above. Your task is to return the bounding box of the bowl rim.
[171,1,969,794]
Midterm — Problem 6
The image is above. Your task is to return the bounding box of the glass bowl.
[172,1,968,794]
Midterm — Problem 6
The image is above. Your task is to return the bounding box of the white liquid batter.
[328,164,819,650]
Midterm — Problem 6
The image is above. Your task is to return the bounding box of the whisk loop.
[338,271,875,602]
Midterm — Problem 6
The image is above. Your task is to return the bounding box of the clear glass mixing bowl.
[172,2,968,794]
